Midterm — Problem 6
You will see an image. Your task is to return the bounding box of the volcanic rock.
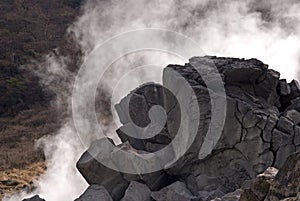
[74,185,113,201]
[120,181,151,201]
[151,181,197,201]
[76,56,300,201]
[240,152,300,201]
[22,195,45,201]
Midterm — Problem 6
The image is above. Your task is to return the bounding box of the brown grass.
[0,161,46,201]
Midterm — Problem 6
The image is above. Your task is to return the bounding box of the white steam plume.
[5,0,300,201]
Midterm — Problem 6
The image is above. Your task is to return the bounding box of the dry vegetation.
[0,0,82,170]
[0,161,46,200]
[0,0,83,199]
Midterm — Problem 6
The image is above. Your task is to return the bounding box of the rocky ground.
[25,56,300,201]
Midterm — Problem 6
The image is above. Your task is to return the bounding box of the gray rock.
[266,152,300,200]
[121,181,151,201]
[294,126,300,146]
[277,79,291,96]
[285,98,300,113]
[76,139,127,194]
[240,167,278,201]
[77,137,173,200]
[284,109,300,124]
[276,116,294,135]
[74,185,113,201]
[76,56,300,201]
[240,153,300,201]
[151,181,197,201]
[289,80,300,99]
[115,83,174,152]
[22,195,45,201]
[271,129,293,151]
[212,189,243,201]
[274,145,296,168]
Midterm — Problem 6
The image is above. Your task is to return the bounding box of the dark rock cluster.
[30,56,300,201]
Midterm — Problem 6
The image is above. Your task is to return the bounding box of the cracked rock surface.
[72,56,300,201]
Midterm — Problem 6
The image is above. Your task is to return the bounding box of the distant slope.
[0,0,82,170]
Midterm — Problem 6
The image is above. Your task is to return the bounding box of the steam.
[5,0,300,201]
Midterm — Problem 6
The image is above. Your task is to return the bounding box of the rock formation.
[75,56,300,201]
[33,56,300,201]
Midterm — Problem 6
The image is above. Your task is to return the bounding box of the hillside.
[0,0,82,170]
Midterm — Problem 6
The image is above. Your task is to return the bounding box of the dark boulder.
[120,181,151,201]
[22,195,45,201]
[74,185,113,201]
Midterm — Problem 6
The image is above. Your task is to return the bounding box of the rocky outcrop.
[240,152,300,201]
[75,56,300,201]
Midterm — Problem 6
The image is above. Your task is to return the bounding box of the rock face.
[74,185,113,201]
[240,152,300,201]
[121,181,151,201]
[76,56,300,201]
[151,181,197,201]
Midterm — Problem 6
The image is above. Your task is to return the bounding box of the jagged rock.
[197,189,226,201]
[241,152,300,201]
[241,167,278,201]
[277,79,291,96]
[77,138,174,200]
[162,57,286,191]
[22,195,45,201]
[271,129,293,151]
[289,80,300,99]
[151,181,197,201]
[266,152,300,200]
[121,181,151,201]
[76,139,128,195]
[76,56,300,201]
[211,189,243,201]
[115,83,174,141]
[74,185,113,201]
[284,109,300,124]
[280,80,300,110]
[285,98,300,113]
[277,116,294,135]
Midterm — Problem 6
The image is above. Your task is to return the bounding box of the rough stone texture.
[74,185,113,201]
[76,56,300,201]
[151,181,197,201]
[115,83,175,151]
[211,189,243,201]
[22,195,45,201]
[240,167,278,201]
[121,181,151,201]
[160,57,297,192]
[76,138,174,200]
[76,140,127,193]
[240,152,300,201]
[266,152,300,200]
